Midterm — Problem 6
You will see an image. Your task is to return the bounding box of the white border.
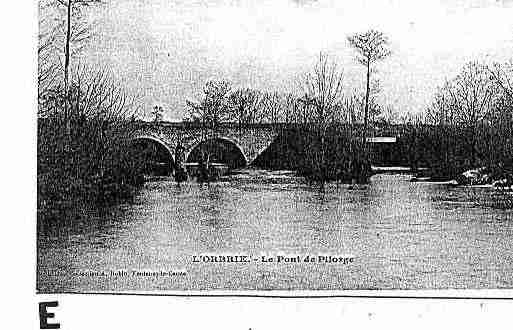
[2,1,512,329]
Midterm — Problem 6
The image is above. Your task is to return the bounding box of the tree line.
[180,30,393,184]
[38,0,146,222]
[181,31,392,129]
[179,54,513,194]
[38,0,394,216]
[420,60,513,195]
[38,0,511,212]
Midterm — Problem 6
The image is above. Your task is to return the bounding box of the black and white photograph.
[36,0,513,294]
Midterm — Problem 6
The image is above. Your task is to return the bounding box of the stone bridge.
[129,121,409,173]
[130,121,282,169]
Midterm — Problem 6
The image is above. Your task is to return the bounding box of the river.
[37,170,513,292]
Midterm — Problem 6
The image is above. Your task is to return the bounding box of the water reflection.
[38,172,513,292]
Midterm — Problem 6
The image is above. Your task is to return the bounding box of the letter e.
[39,301,60,329]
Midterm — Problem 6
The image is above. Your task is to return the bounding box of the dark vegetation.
[253,126,369,183]
[38,71,146,222]
[420,61,513,185]
[188,59,512,194]
[38,0,149,222]
[39,0,512,216]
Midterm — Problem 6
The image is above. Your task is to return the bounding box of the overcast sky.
[81,0,513,121]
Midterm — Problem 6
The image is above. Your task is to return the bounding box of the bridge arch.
[130,135,175,175]
[185,136,248,169]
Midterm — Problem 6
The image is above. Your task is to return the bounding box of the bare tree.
[446,62,494,164]
[282,93,302,124]
[340,90,362,124]
[39,0,105,155]
[40,65,138,122]
[185,80,232,178]
[301,53,344,125]
[185,80,232,129]
[228,89,304,125]
[424,61,500,182]
[488,60,513,109]
[347,29,391,144]
[486,61,513,193]
[50,0,103,99]
[426,81,457,126]
[39,0,104,125]
[260,91,285,123]
[299,52,345,182]
[38,3,62,99]
[38,66,141,212]
[227,88,264,126]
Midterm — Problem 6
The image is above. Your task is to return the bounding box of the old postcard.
[36,0,513,294]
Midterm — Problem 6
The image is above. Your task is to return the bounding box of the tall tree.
[53,0,103,100]
[40,0,104,150]
[301,53,344,125]
[38,2,61,100]
[300,52,345,182]
[347,29,391,144]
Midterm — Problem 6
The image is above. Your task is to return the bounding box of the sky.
[79,0,513,121]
